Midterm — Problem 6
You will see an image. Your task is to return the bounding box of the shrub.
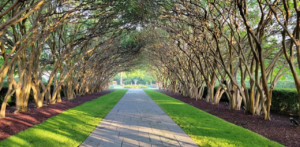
[271,88,298,115]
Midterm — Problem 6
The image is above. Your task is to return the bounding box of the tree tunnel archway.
[1,0,300,121]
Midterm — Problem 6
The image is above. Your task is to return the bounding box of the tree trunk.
[67,72,74,100]
[206,84,214,103]
[235,89,242,110]
[198,86,204,100]
[32,82,42,108]
[213,85,226,105]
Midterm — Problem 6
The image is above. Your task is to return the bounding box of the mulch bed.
[0,90,114,141]
[157,90,299,147]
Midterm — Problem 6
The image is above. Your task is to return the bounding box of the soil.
[0,90,114,141]
[157,90,300,147]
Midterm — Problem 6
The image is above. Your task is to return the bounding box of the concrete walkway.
[81,89,198,147]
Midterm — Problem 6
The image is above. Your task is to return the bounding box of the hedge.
[199,86,299,115]
[271,88,299,115]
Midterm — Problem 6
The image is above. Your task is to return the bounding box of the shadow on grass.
[0,89,128,147]
[144,89,283,147]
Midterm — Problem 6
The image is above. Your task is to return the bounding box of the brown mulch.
[0,90,114,141]
[157,90,299,147]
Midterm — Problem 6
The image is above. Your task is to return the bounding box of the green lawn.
[144,90,283,147]
[0,89,127,147]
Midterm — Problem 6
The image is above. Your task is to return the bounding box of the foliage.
[235,79,297,88]
[113,69,155,85]
[0,89,127,147]
[0,57,3,67]
[274,81,296,88]
[144,90,283,147]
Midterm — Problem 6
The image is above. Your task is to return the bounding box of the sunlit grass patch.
[0,89,127,147]
[144,90,283,147]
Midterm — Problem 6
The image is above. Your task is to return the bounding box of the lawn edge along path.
[0,89,128,147]
[144,90,283,147]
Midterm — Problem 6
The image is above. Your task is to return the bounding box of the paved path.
[81,89,198,147]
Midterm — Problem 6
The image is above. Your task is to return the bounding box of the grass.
[144,90,284,147]
[0,89,128,147]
